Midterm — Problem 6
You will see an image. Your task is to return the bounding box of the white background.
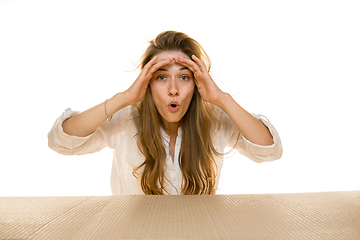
[0,0,359,196]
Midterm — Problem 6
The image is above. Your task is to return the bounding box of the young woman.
[48,31,282,195]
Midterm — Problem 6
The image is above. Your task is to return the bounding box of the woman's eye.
[181,75,189,81]
[157,75,166,80]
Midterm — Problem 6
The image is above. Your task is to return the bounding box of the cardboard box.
[1,191,359,239]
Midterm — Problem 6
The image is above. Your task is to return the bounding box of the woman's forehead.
[156,62,190,71]
[157,50,190,60]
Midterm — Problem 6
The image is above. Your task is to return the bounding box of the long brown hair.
[133,31,221,195]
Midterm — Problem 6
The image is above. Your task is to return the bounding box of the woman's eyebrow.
[180,67,190,71]
[155,67,189,72]
[155,68,167,72]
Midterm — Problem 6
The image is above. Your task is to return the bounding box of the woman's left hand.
[175,55,225,106]
[177,55,275,146]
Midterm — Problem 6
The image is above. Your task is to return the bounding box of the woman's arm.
[62,92,129,137]
[62,57,174,137]
[215,93,274,146]
[175,55,274,146]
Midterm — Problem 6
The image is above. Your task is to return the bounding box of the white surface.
[0,0,359,196]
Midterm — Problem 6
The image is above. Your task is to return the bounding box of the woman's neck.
[163,121,180,137]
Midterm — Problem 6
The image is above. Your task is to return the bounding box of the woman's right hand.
[123,56,174,105]
[61,56,174,138]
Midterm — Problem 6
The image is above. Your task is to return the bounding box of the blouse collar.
[160,127,183,145]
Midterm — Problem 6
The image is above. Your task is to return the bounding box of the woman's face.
[149,50,195,129]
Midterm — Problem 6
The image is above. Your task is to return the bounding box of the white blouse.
[48,106,283,195]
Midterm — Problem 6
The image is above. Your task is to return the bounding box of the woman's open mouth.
[168,102,179,113]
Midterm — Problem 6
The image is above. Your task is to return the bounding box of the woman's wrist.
[109,92,132,114]
[213,92,232,111]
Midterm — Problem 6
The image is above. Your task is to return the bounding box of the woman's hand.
[175,55,225,106]
[176,55,274,146]
[124,56,175,105]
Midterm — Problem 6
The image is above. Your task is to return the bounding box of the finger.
[139,57,170,85]
[191,55,207,73]
[143,56,158,71]
[175,57,201,74]
[147,57,174,75]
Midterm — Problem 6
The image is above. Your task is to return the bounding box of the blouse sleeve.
[219,110,283,163]
[47,108,110,155]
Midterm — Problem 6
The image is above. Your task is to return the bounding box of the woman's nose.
[168,79,179,96]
